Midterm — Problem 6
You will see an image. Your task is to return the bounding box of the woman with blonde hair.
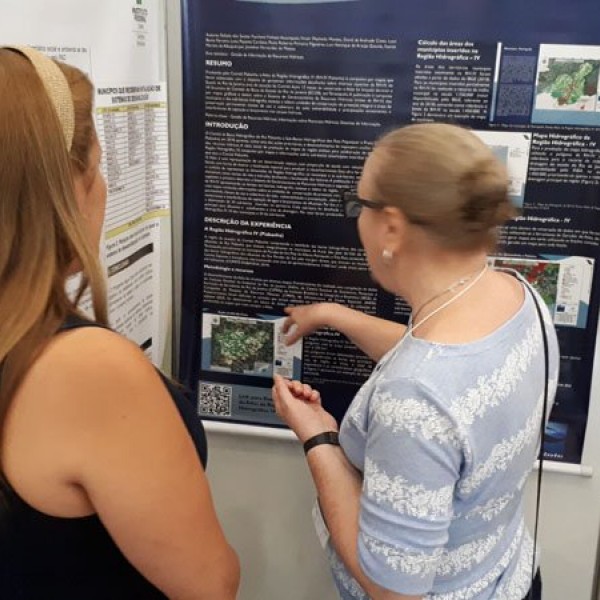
[0,47,239,599]
[273,123,557,600]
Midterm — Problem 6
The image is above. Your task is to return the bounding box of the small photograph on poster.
[201,314,302,379]
[473,130,531,209]
[491,255,594,328]
[532,44,600,126]
[543,421,569,460]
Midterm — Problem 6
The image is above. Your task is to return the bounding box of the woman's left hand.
[272,375,338,443]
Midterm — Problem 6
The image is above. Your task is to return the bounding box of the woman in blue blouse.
[273,123,557,600]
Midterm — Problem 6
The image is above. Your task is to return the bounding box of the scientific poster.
[1,0,172,366]
[180,0,600,464]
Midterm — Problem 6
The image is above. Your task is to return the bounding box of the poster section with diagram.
[180,0,600,464]
[1,0,171,365]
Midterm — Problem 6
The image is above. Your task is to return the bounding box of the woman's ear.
[381,206,409,254]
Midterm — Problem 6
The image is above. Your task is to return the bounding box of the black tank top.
[0,318,208,599]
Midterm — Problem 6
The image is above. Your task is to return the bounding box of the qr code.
[199,383,232,417]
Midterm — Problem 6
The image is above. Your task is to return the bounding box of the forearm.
[306,445,373,591]
[271,376,420,599]
[325,304,406,362]
[306,445,421,600]
[307,446,407,600]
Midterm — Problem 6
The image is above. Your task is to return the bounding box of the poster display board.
[180,0,600,465]
[1,0,171,366]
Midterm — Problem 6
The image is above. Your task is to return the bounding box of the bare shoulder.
[38,325,152,374]
[17,325,168,424]
[493,268,526,297]
[30,325,158,389]
[417,269,526,343]
[470,268,526,330]
[489,269,527,313]
[4,325,181,516]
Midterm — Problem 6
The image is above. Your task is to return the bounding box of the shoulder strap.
[524,283,549,598]
[58,314,109,333]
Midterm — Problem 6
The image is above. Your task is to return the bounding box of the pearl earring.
[382,249,394,264]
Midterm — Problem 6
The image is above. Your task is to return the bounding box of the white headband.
[3,45,75,150]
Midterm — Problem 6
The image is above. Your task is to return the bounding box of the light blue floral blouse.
[329,276,559,600]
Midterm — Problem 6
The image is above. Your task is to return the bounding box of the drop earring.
[382,248,394,265]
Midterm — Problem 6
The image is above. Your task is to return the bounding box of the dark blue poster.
[180,0,600,464]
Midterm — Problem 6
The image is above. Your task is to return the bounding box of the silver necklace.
[411,264,488,326]
[373,264,488,376]
[409,263,488,336]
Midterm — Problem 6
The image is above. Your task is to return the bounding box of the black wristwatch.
[303,431,340,455]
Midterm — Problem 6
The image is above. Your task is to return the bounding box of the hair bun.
[459,158,513,230]
[372,123,517,250]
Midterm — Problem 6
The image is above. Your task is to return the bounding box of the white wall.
[166,2,600,598]
[205,431,338,600]
[523,469,600,600]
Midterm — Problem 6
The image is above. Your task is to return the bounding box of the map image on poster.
[490,256,593,329]
[210,317,274,375]
[533,44,600,125]
[537,60,599,112]
[201,314,302,378]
